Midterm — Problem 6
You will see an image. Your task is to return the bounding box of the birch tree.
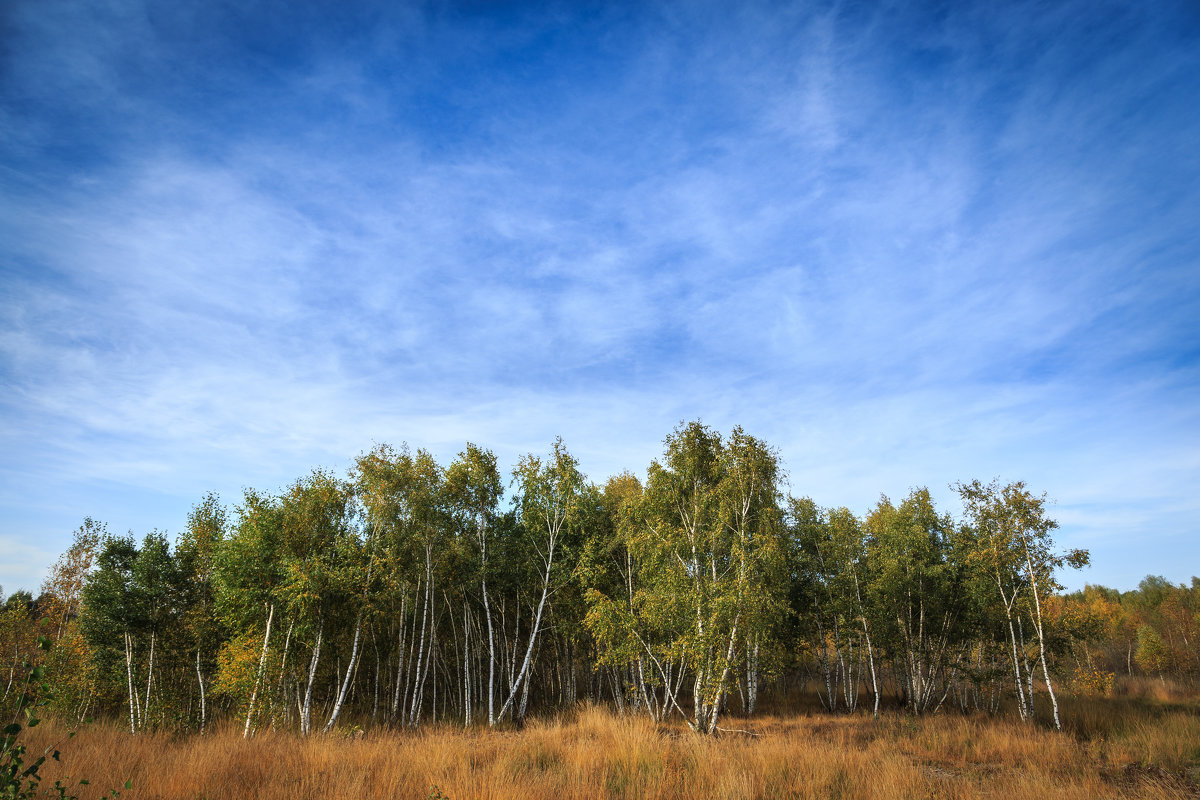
[79,535,142,733]
[955,479,1088,729]
[445,443,503,726]
[176,494,226,734]
[580,473,663,717]
[215,489,285,737]
[276,469,356,735]
[129,533,177,730]
[499,438,586,724]
[716,427,787,719]
[865,490,958,714]
[38,519,104,720]
[588,422,784,734]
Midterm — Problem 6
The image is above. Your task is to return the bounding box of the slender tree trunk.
[612,667,627,714]
[142,631,155,729]
[1018,615,1036,716]
[998,578,1029,722]
[496,537,555,722]
[301,617,323,735]
[482,574,498,727]
[196,647,207,735]
[505,602,519,696]
[243,602,275,738]
[842,631,854,711]
[751,639,760,716]
[851,570,880,718]
[1025,554,1061,731]
[269,618,294,728]
[463,600,472,726]
[704,620,740,733]
[323,609,363,733]
[636,657,656,720]
[814,612,834,712]
[123,630,136,734]
[431,596,439,723]
[76,690,93,725]
[517,650,532,723]
[484,591,496,726]
[401,587,420,722]
[3,646,17,702]
[408,559,432,726]
[372,632,381,722]
[409,558,434,726]
[391,588,410,720]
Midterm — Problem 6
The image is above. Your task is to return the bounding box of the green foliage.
[27,420,1190,740]
[1135,625,1171,675]
[586,422,787,731]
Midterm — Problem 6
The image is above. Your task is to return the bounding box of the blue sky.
[2,0,1197,594]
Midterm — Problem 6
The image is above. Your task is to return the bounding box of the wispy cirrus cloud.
[1,0,1197,593]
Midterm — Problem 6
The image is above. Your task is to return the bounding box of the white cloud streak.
[1,0,1197,593]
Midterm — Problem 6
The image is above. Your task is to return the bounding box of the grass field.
[25,689,1200,800]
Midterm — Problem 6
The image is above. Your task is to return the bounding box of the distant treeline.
[2,422,1195,736]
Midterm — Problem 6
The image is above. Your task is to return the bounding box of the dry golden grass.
[1110,675,1200,704]
[25,697,1199,800]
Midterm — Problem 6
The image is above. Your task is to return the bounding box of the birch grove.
[17,422,1126,736]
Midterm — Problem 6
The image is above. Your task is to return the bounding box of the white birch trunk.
[703,619,740,733]
[1018,615,1036,716]
[463,600,472,726]
[301,617,323,735]
[269,618,294,727]
[196,647,206,735]
[853,571,880,718]
[142,631,155,729]
[243,602,274,738]
[1025,554,1061,730]
[124,630,136,734]
[998,576,1030,721]
[408,555,433,726]
[323,609,363,733]
[483,577,496,726]
[496,533,555,722]
[391,588,409,720]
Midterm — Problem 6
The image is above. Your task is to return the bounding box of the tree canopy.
[10,421,1188,739]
